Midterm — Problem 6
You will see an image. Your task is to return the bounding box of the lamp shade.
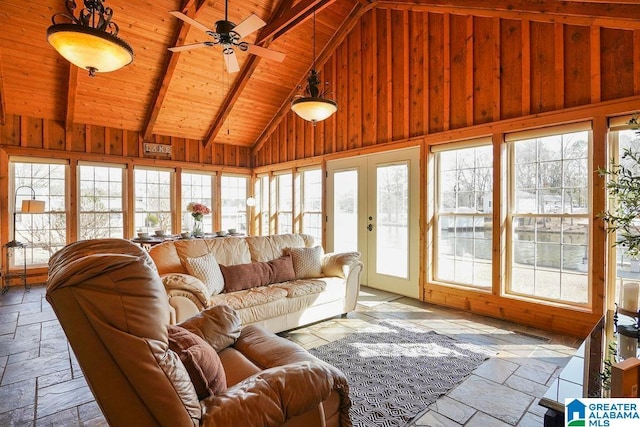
[21,199,45,213]
[291,97,338,123]
[47,24,133,74]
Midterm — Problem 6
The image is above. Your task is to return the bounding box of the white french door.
[326,147,420,298]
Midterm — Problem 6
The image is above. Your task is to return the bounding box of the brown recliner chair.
[46,239,351,427]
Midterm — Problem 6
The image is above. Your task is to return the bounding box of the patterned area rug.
[309,320,494,427]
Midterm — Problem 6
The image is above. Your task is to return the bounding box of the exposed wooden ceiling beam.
[203,0,296,148]
[255,0,335,45]
[141,0,207,141]
[252,1,373,154]
[377,0,640,30]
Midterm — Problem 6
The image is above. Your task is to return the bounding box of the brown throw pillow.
[220,261,273,292]
[167,324,227,399]
[269,254,296,283]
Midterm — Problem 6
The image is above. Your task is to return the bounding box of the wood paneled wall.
[253,8,640,165]
[0,114,252,167]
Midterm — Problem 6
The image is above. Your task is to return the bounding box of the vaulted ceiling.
[1,0,639,149]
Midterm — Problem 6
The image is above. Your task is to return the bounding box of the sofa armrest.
[322,252,363,313]
[201,361,351,427]
[322,252,361,279]
[161,273,210,308]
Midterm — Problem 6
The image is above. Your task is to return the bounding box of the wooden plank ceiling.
[0,0,638,149]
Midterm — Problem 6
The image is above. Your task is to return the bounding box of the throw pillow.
[220,261,273,292]
[185,253,225,296]
[285,246,323,279]
[269,254,296,283]
[167,324,227,399]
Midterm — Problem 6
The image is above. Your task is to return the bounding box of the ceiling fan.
[168,0,285,73]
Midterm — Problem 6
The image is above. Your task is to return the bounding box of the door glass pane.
[376,164,408,278]
[333,170,358,253]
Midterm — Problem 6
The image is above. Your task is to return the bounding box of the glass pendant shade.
[291,97,338,123]
[47,24,133,75]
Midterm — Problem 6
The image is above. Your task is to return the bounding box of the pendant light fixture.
[291,9,337,125]
[47,0,134,77]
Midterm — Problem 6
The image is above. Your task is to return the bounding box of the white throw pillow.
[185,253,225,296]
[285,246,323,279]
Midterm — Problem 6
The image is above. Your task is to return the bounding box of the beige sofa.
[148,233,363,331]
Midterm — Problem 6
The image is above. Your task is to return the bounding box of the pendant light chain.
[312,8,316,70]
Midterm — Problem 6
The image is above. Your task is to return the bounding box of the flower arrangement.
[186,202,211,221]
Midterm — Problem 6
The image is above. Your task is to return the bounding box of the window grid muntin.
[435,144,493,289]
[182,172,214,233]
[508,129,591,305]
[276,173,293,234]
[12,161,67,266]
[301,169,322,241]
[78,164,124,240]
[134,168,172,234]
[221,175,248,232]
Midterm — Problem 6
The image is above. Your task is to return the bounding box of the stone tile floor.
[0,284,581,426]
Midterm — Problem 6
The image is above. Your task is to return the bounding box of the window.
[276,173,292,234]
[434,143,493,288]
[301,169,322,241]
[607,125,640,309]
[182,172,214,233]
[221,175,248,232]
[78,164,124,239]
[255,174,270,236]
[12,160,67,266]
[134,168,172,234]
[508,127,590,304]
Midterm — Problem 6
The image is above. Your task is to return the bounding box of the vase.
[192,216,204,237]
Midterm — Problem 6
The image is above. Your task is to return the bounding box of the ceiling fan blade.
[224,50,240,73]
[169,11,213,33]
[247,44,286,63]
[232,14,266,39]
[168,42,209,52]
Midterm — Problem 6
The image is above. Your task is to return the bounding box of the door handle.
[367,224,374,231]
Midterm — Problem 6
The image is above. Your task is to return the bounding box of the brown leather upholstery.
[46,239,351,427]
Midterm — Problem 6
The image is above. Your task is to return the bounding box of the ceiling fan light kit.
[168,0,285,74]
[47,0,133,77]
[291,9,337,125]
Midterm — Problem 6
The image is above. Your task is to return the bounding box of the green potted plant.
[599,116,640,269]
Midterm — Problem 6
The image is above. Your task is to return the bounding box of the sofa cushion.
[286,246,323,279]
[167,324,227,399]
[273,279,327,297]
[270,254,296,283]
[211,286,288,310]
[185,253,225,295]
[245,234,311,262]
[220,261,273,292]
